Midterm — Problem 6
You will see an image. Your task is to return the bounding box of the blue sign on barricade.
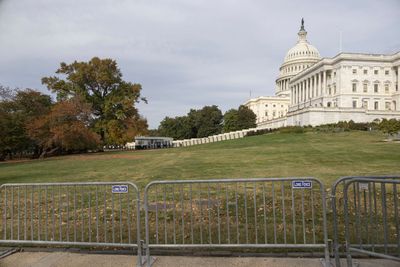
[292,180,312,189]
[112,185,129,193]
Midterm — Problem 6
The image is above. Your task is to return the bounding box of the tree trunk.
[40,147,60,159]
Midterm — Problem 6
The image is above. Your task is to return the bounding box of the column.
[300,82,303,102]
[299,81,302,102]
[312,74,317,98]
[304,78,309,102]
[290,86,293,104]
[310,77,313,99]
[397,66,400,91]
[314,75,317,97]
[319,72,322,96]
[322,71,326,96]
[297,84,299,104]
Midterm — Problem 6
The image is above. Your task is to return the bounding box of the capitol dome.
[284,39,320,63]
[275,19,321,97]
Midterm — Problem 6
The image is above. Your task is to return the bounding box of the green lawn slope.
[0,131,399,187]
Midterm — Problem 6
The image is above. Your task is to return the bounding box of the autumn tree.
[27,97,101,157]
[41,57,148,145]
[0,88,52,160]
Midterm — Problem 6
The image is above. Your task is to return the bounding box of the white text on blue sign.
[292,180,313,189]
[112,185,128,193]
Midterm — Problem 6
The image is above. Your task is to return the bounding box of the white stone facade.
[243,96,289,124]
[288,52,400,126]
[245,19,400,128]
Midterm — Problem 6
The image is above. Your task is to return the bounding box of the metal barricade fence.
[144,177,330,267]
[0,182,142,267]
[341,178,400,266]
[331,175,400,267]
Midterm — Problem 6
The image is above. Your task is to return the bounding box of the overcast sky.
[0,0,399,128]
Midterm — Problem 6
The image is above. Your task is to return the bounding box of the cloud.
[0,0,399,128]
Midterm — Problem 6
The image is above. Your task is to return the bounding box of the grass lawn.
[0,131,399,188]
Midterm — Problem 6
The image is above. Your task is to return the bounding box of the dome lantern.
[297,18,308,43]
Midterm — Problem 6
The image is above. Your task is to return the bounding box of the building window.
[385,70,389,75]
[352,100,357,108]
[385,84,389,93]
[352,83,357,92]
[265,111,268,116]
[362,100,368,109]
[334,85,336,94]
[363,69,368,75]
[272,111,276,117]
[374,70,378,75]
[385,102,391,110]
[327,102,331,107]
[273,104,276,107]
[352,69,357,74]
[265,104,268,107]
[363,83,368,93]
[374,84,379,93]
[374,101,379,110]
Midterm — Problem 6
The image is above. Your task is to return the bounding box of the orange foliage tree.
[27,97,101,157]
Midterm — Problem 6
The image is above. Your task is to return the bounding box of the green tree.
[223,105,256,132]
[237,105,256,130]
[41,57,148,144]
[379,119,400,135]
[192,105,223,138]
[223,109,239,132]
[158,105,223,139]
[158,116,192,139]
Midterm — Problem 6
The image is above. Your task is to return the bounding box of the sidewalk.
[1,252,399,267]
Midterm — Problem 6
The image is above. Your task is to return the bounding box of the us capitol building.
[244,19,400,128]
